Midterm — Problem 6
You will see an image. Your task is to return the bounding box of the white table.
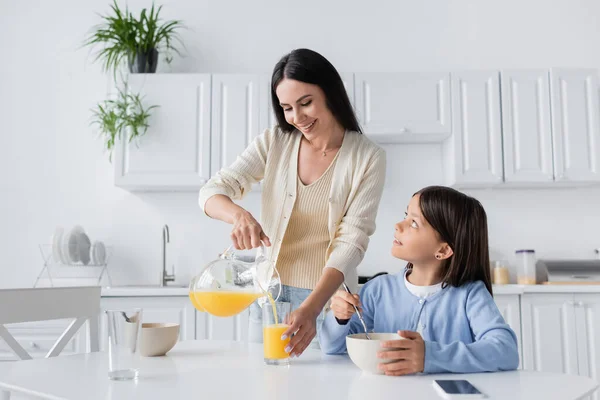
[0,341,597,400]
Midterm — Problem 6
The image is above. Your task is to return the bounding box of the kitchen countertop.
[100,283,600,297]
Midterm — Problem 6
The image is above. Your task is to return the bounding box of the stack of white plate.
[51,226,106,266]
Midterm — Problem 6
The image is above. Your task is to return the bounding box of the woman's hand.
[281,306,319,358]
[377,330,425,376]
[231,210,271,250]
[330,290,362,320]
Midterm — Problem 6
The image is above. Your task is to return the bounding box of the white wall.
[1,0,600,288]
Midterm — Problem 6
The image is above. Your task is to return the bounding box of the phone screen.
[434,380,482,395]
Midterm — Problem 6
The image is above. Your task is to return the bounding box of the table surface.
[0,341,597,400]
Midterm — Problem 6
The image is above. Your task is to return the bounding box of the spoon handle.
[342,283,371,339]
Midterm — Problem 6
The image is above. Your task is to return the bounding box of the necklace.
[321,145,340,157]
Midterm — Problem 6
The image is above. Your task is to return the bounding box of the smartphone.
[432,380,485,399]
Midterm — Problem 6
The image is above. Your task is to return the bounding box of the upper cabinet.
[113,70,600,191]
[443,71,503,187]
[114,74,211,191]
[354,72,452,143]
[501,70,555,184]
[210,74,261,175]
[550,69,600,183]
[445,68,600,188]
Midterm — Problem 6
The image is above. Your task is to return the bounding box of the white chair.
[0,286,101,400]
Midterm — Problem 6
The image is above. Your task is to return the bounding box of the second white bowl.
[140,323,180,357]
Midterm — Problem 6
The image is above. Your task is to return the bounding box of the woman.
[198,48,386,357]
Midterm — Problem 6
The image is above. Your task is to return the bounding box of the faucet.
[161,224,176,286]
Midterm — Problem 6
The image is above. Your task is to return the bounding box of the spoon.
[342,283,371,340]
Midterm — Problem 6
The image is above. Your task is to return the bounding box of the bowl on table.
[140,323,180,357]
[346,332,406,374]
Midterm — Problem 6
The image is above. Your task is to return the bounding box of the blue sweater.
[320,271,519,373]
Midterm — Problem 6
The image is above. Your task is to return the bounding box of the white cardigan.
[198,126,386,293]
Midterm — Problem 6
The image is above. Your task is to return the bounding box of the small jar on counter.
[516,249,537,285]
[491,260,510,285]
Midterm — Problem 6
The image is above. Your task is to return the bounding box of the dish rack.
[34,244,113,288]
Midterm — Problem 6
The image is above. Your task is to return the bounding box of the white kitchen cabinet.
[114,73,211,191]
[443,71,503,187]
[550,69,600,183]
[98,297,195,351]
[573,294,600,400]
[521,294,579,375]
[501,70,555,184]
[196,309,249,342]
[354,72,451,143]
[494,294,522,369]
[211,75,262,181]
[259,75,277,136]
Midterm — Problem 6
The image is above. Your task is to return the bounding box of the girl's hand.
[330,290,362,320]
[377,330,425,376]
[281,306,319,358]
[230,210,271,250]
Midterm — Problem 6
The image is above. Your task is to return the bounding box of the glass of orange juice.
[263,301,291,365]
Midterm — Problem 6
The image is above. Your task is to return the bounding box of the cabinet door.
[444,71,503,187]
[99,297,195,351]
[550,69,600,183]
[521,294,578,374]
[574,294,600,400]
[196,309,249,342]
[211,74,261,178]
[501,70,554,183]
[114,74,211,191]
[494,294,523,369]
[354,72,451,142]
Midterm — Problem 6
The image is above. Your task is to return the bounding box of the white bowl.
[346,333,406,374]
[140,323,180,357]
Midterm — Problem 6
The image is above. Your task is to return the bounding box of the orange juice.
[266,292,279,324]
[188,291,205,312]
[263,324,290,359]
[194,291,262,317]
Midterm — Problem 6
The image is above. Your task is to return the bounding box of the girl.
[320,186,519,375]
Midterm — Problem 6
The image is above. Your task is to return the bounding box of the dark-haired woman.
[198,48,386,357]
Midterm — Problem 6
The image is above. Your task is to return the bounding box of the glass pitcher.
[189,243,281,317]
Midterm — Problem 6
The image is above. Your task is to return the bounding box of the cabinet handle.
[577,301,585,307]
[29,342,39,349]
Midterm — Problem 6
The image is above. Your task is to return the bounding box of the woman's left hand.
[281,306,319,358]
[377,330,425,376]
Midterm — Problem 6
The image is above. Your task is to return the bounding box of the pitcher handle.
[220,242,268,261]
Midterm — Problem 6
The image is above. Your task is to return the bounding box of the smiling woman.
[198,48,386,358]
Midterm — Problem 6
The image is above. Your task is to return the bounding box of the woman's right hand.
[331,290,362,320]
[231,210,271,250]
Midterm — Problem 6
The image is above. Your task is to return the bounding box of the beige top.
[198,126,386,293]
[277,154,338,289]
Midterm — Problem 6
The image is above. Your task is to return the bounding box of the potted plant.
[90,85,158,161]
[83,0,185,75]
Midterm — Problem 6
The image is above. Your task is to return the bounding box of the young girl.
[319,186,519,376]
